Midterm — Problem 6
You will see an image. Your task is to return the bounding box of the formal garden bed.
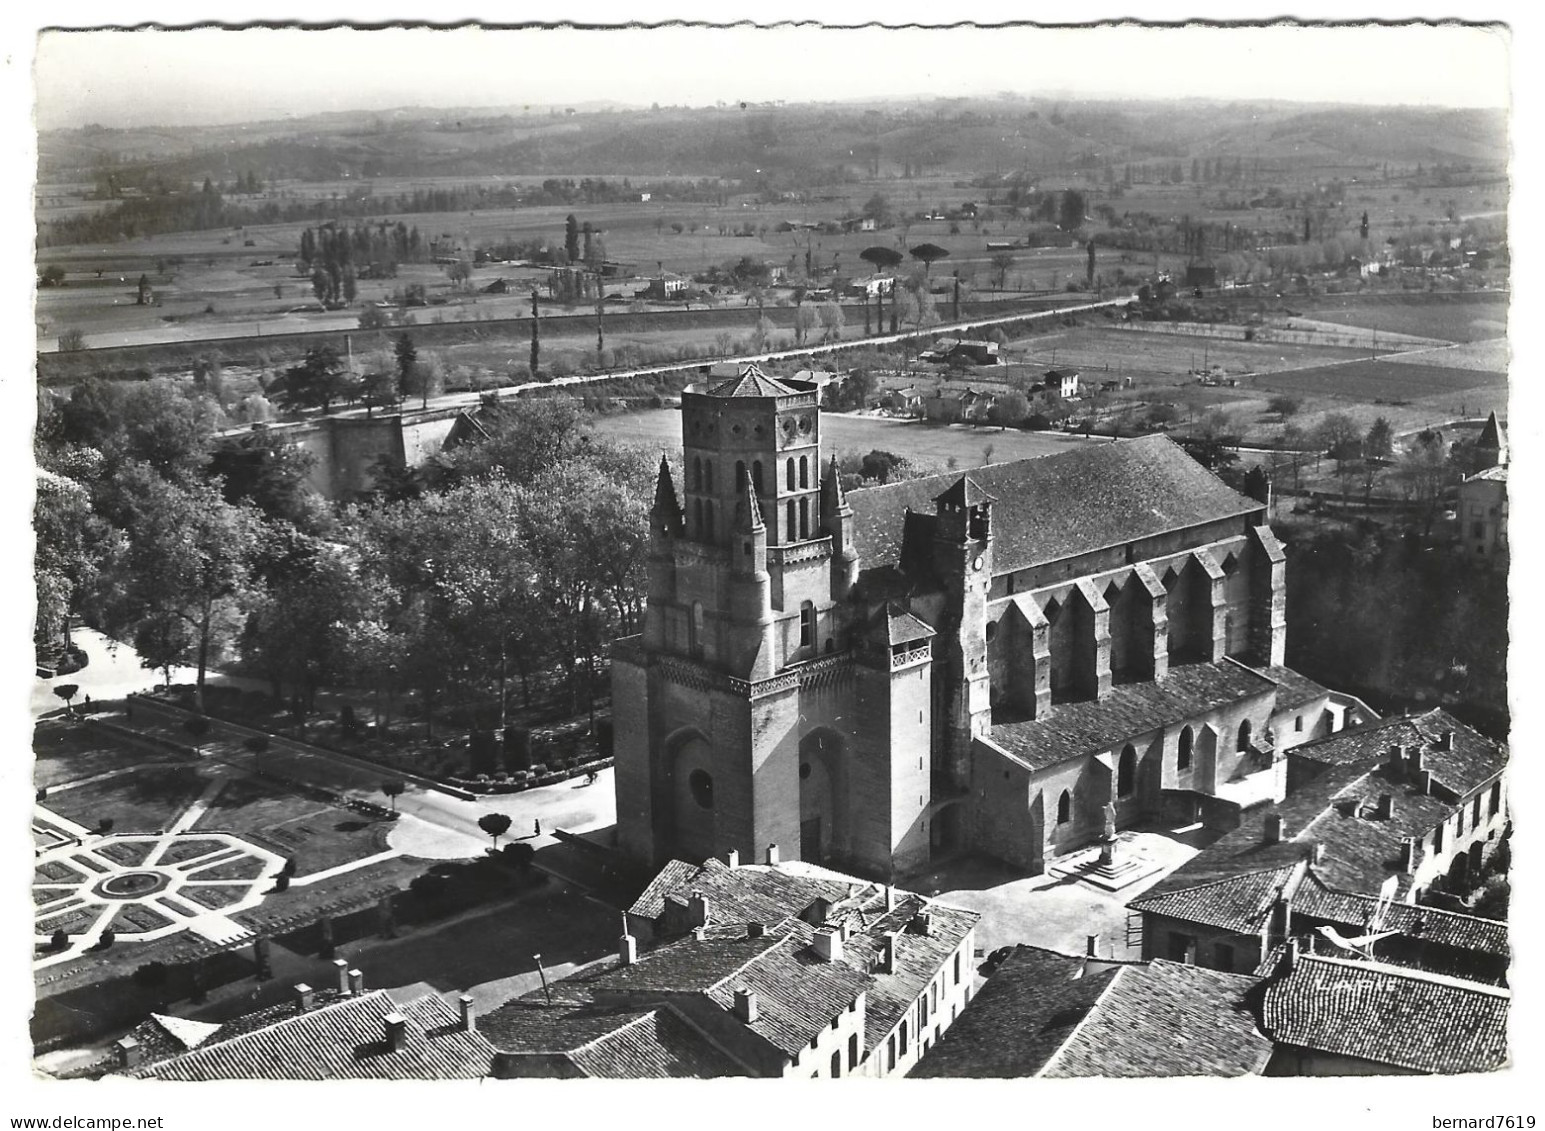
[179,884,252,912]
[95,840,157,868]
[35,860,85,885]
[105,903,178,934]
[183,854,269,882]
[192,776,393,875]
[42,765,207,837]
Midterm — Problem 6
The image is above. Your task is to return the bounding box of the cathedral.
[612,364,1339,880]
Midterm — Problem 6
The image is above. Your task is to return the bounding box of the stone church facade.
[612,365,1337,880]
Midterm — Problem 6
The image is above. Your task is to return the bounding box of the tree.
[861,193,892,223]
[1365,416,1395,460]
[529,288,540,377]
[40,264,66,287]
[478,811,513,847]
[382,779,406,813]
[273,347,358,416]
[990,251,1015,290]
[817,301,845,343]
[793,304,817,346]
[989,391,1029,430]
[53,684,80,714]
[1315,412,1364,504]
[57,328,86,353]
[564,214,580,262]
[208,429,322,530]
[1267,394,1302,421]
[94,469,260,710]
[243,734,270,772]
[1058,190,1087,232]
[909,243,950,281]
[859,245,904,276]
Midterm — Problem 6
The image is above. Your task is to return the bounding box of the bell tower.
[932,475,995,785]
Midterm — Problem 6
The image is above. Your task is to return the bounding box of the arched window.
[1118,745,1137,797]
[1178,726,1194,771]
[800,456,809,488]
[799,497,810,539]
[800,601,816,648]
[753,460,764,494]
[690,602,705,657]
[985,621,997,643]
[1490,781,1502,816]
[1057,790,1072,825]
[786,500,796,541]
[703,460,714,493]
[692,456,702,490]
[735,459,747,490]
[831,1050,841,1078]
[1237,719,1252,752]
[787,459,797,490]
[688,768,714,809]
[900,1020,909,1055]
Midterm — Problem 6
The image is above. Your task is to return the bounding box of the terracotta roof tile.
[1261,952,1509,1073]
[988,660,1278,771]
[848,435,1260,578]
[1129,867,1298,936]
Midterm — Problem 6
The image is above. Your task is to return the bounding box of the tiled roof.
[1044,960,1272,1077]
[478,998,745,1078]
[1291,873,1509,959]
[629,859,703,920]
[703,929,874,1056]
[1144,759,1426,903]
[914,947,1270,1078]
[1253,665,1332,711]
[630,858,883,932]
[707,363,797,398]
[879,604,935,646]
[142,991,494,1081]
[1129,866,1297,936]
[1465,465,1507,484]
[1261,952,1510,1073]
[911,946,1121,1078]
[988,660,1278,771]
[933,475,996,508]
[1476,411,1506,451]
[847,435,1260,578]
[568,1008,746,1078]
[838,896,980,1053]
[1290,708,1506,797]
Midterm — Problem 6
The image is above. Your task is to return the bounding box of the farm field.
[1298,296,1508,343]
[594,407,1084,467]
[1378,338,1507,373]
[1001,325,1371,381]
[1250,358,1507,414]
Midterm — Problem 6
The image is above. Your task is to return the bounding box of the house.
[480,852,978,1078]
[1459,466,1508,562]
[640,192,652,202]
[920,338,999,367]
[959,202,979,218]
[841,217,877,233]
[1185,263,1218,287]
[924,387,995,424]
[1257,939,1510,1075]
[792,370,845,404]
[1130,708,1509,975]
[116,969,495,1080]
[480,277,509,294]
[913,945,1272,1078]
[879,386,924,416]
[850,274,896,298]
[985,240,1019,251]
[644,274,688,300]
[1041,368,1080,399]
[614,363,1349,880]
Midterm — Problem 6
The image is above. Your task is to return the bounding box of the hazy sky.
[33,22,1511,130]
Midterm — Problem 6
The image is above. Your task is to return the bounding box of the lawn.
[157,837,229,865]
[105,904,178,934]
[32,717,194,791]
[192,775,393,876]
[1003,324,1371,381]
[180,885,253,912]
[42,765,207,836]
[182,854,268,881]
[96,840,157,867]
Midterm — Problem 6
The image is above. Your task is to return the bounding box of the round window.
[731,422,744,436]
[798,415,813,434]
[799,762,812,781]
[689,769,714,809]
[781,418,796,436]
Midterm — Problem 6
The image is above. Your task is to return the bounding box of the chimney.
[294,983,315,1012]
[1086,933,1101,958]
[885,884,895,912]
[1375,794,1394,820]
[1410,747,1426,774]
[765,843,780,866]
[1417,768,1433,796]
[1284,936,1300,973]
[619,932,638,965]
[383,1012,407,1052]
[813,927,844,963]
[116,1035,142,1070]
[1436,730,1453,752]
[726,848,740,869]
[747,922,766,938]
[880,931,898,974]
[692,926,708,942]
[458,994,476,1033]
[1312,843,1327,865]
[1400,838,1419,873]
[687,891,710,928]
[734,988,760,1024]
[1387,744,1406,770]
[348,968,364,996]
[911,910,933,937]
[1264,814,1286,844]
[333,957,350,994]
